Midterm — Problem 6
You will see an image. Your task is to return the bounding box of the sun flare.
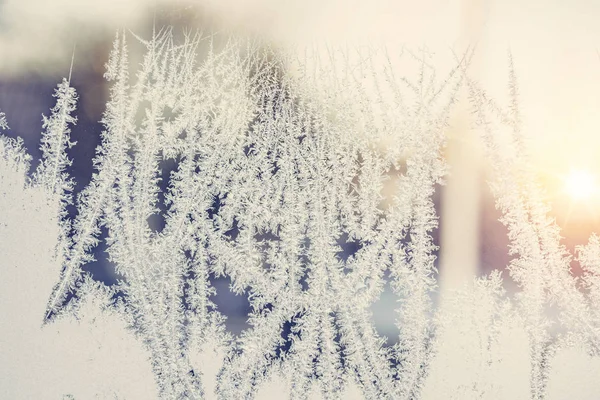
[564,168,597,201]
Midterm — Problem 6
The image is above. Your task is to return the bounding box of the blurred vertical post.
[439,0,486,293]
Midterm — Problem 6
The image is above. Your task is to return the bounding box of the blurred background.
[1,0,600,344]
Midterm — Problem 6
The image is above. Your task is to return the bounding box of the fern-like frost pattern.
[2,29,600,400]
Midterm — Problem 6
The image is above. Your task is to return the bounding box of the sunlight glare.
[564,168,597,201]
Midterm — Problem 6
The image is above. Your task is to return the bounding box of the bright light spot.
[564,169,597,201]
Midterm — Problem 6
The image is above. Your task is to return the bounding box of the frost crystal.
[2,28,600,400]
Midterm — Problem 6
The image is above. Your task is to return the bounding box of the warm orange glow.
[564,169,597,201]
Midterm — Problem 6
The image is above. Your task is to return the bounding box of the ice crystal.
[2,29,600,400]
